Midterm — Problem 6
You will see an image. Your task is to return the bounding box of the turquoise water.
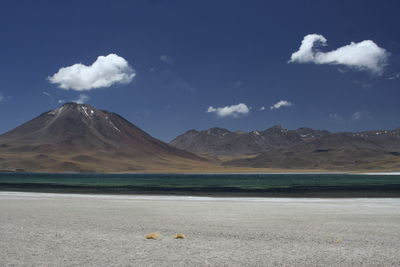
[0,172,399,190]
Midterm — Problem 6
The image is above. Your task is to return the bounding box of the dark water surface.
[1,172,400,197]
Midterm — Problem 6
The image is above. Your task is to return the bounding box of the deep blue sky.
[0,0,399,141]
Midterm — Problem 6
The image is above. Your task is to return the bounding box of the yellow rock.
[174,233,185,239]
[145,233,160,239]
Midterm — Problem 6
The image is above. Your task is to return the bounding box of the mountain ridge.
[170,125,400,170]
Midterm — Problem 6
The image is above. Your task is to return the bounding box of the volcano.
[0,103,207,172]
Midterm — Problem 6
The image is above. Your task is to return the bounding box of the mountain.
[1,104,399,172]
[170,126,400,170]
[0,103,208,172]
[170,125,331,156]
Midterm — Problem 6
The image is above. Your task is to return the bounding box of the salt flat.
[1,192,400,266]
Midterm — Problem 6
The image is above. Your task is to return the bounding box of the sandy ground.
[1,192,400,266]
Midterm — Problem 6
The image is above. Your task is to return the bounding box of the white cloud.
[352,111,362,120]
[353,80,372,88]
[270,100,292,110]
[329,113,340,119]
[48,54,136,91]
[352,111,371,121]
[0,93,3,103]
[160,55,174,64]
[207,103,250,118]
[388,73,400,80]
[73,94,90,104]
[58,99,65,104]
[231,81,243,88]
[289,34,389,74]
[167,80,196,92]
[42,91,51,96]
[259,106,266,111]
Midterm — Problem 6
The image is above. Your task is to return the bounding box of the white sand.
[360,172,400,175]
[1,192,400,266]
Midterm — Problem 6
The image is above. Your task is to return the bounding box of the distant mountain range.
[170,126,400,170]
[0,103,399,172]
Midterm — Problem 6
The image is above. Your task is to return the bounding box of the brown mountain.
[170,126,400,170]
[0,103,209,172]
[170,125,331,156]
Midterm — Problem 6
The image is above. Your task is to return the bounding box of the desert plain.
[1,192,400,266]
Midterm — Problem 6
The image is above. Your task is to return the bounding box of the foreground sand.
[1,192,400,266]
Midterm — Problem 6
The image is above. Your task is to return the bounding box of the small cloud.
[388,73,400,80]
[48,53,136,91]
[259,106,266,111]
[58,99,65,104]
[207,103,250,118]
[352,111,362,120]
[329,113,345,122]
[73,94,90,104]
[231,81,243,88]
[167,80,196,92]
[0,92,3,103]
[42,91,51,97]
[352,110,371,121]
[329,113,341,119]
[270,100,292,110]
[353,80,373,88]
[160,55,174,64]
[289,34,389,74]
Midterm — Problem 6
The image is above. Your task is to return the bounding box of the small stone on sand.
[145,233,160,239]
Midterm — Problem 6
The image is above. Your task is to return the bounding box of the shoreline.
[2,184,400,198]
[2,191,400,202]
[1,170,400,175]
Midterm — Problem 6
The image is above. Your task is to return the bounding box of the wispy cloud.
[48,54,136,91]
[207,103,250,118]
[329,113,345,123]
[388,73,400,80]
[42,91,51,97]
[289,34,389,74]
[231,81,243,88]
[73,94,90,104]
[329,113,341,119]
[352,110,371,121]
[259,106,266,111]
[167,80,196,92]
[353,80,373,88]
[160,55,174,64]
[270,100,292,110]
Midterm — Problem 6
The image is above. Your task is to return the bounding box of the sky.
[0,0,399,142]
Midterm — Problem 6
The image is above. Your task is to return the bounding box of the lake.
[0,172,400,197]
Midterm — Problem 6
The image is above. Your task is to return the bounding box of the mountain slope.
[0,103,207,172]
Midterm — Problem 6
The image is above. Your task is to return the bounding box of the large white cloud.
[207,103,249,118]
[270,100,292,110]
[289,34,389,74]
[48,54,136,91]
